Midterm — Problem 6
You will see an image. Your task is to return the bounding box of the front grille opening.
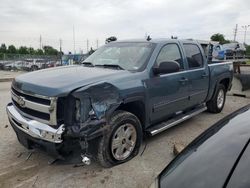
[57,97,65,124]
[13,100,50,121]
[12,87,51,105]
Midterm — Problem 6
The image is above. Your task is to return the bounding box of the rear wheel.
[31,65,38,71]
[207,84,226,113]
[97,110,142,167]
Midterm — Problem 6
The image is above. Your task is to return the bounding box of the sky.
[0,0,250,53]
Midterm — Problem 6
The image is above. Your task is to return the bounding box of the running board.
[147,104,207,136]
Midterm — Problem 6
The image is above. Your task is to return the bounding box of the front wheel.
[97,110,142,167]
[207,84,226,113]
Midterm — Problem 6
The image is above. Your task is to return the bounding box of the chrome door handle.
[179,78,188,82]
[202,74,208,78]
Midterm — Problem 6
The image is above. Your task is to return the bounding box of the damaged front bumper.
[6,102,107,160]
[6,103,65,143]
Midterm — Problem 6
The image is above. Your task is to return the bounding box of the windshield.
[83,42,155,71]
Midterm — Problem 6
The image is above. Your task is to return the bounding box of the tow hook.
[81,154,91,165]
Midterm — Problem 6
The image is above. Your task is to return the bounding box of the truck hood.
[13,65,131,96]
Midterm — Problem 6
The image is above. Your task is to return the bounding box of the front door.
[146,43,190,124]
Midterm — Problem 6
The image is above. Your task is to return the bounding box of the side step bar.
[147,104,207,136]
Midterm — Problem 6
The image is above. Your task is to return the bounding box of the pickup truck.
[6,39,233,167]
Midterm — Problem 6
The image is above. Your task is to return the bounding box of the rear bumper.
[6,103,65,143]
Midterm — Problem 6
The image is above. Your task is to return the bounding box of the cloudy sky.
[0,0,250,53]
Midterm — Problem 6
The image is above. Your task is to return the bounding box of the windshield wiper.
[95,64,124,70]
[82,62,95,67]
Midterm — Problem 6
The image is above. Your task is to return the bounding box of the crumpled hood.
[13,65,130,96]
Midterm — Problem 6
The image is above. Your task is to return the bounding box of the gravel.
[0,81,249,188]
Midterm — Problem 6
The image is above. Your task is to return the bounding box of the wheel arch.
[115,100,146,129]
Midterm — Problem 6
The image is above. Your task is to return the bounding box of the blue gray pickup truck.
[6,39,233,167]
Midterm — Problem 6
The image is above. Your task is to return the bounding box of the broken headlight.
[74,98,93,123]
[75,99,81,122]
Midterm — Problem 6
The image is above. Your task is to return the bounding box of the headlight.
[75,99,81,122]
[74,98,94,123]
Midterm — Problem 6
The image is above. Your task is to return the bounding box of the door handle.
[179,78,188,83]
[202,73,208,78]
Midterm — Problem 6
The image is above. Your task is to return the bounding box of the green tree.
[28,47,35,55]
[18,46,29,54]
[43,46,58,55]
[8,45,17,54]
[35,49,44,55]
[210,33,230,44]
[0,44,7,53]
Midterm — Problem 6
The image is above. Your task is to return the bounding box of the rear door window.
[183,44,203,69]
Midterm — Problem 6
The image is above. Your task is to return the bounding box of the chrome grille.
[11,87,57,126]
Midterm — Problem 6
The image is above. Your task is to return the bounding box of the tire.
[97,110,142,167]
[31,65,38,71]
[207,84,226,113]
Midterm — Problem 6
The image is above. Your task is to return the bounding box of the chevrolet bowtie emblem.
[17,96,25,108]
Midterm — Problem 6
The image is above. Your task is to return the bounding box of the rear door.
[182,43,209,107]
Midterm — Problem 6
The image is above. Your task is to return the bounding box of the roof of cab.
[110,38,200,45]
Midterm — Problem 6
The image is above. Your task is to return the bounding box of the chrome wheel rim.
[217,89,224,109]
[111,123,137,161]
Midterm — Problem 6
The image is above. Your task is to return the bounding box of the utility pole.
[86,39,89,53]
[242,25,250,44]
[73,25,76,54]
[233,24,238,42]
[59,39,62,65]
[39,35,42,50]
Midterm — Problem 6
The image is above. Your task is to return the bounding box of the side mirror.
[153,61,180,75]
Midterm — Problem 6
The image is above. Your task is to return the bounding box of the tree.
[28,47,35,55]
[35,49,44,55]
[0,44,7,53]
[18,46,29,54]
[8,45,17,54]
[210,33,230,44]
[43,45,59,55]
[105,36,117,44]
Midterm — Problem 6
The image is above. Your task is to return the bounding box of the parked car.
[23,59,47,71]
[3,61,25,71]
[150,104,250,188]
[212,44,234,60]
[6,39,233,167]
[223,42,246,58]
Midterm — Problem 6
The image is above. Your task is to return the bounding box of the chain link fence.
[0,53,61,71]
